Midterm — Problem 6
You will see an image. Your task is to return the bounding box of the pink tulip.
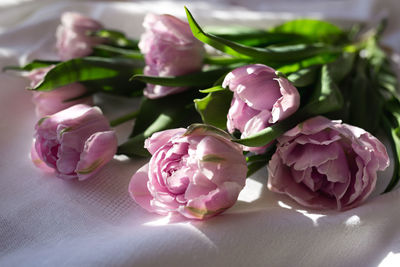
[223,64,300,153]
[28,66,93,117]
[32,104,117,180]
[56,12,104,60]
[138,14,205,99]
[129,125,247,220]
[268,116,390,210]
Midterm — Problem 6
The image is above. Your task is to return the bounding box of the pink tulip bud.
[56,12,104,60]
[28,66,93,117]
[129,125,247,220]
[138,14,205,99]
[268,116,390,210]
[32,104,117,180]
[223,64,300,153]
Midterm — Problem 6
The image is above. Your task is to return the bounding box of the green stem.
[110,110,140,127]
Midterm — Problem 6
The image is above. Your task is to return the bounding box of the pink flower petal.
[30,142,54,173]
[129,163,157,213]
[56,12,104,60]
[269,77,300,123]
[181,182,242,220]
[75,131,117,181]
[145,128,186,155]
[139,14,204,99]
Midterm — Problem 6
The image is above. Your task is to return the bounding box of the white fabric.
[1,1,400,266]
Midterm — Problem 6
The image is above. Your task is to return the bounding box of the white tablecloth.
[1,1,400,266]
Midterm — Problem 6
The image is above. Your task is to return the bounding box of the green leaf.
[126,88,201,145]
[233,121,287,147]
[206,25,307,47]
[117,133,149,157]
[364,35,399,96]
[287,66,318,87]
[89,29,139,49]
[303,64,344,115]
[277,52,338,74]
[131,68,231,87]
[3,60,60,72]
[326,52,355,83]
[120,90,202,157]
[382,115,400,193]
[31,57,140,91]
[270,19,344,44]
[82,75,145,98]
[246,144,276,177]
[92,44,144,59]
[119,112,188,158]
[203,56,251,66]
[247,161,268,177]
[194,89,233,129]
[347,58,382,132]
[185,7,339,65]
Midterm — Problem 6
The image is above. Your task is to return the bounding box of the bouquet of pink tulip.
[6,7,400,220]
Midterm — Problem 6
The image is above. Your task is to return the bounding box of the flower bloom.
[28,66,93,117]
[267,116,389,210]
[223,64,300,153]
[56,12,104,60]
[138,14,205,99]
[31,104,117,180]
[129,125,247,220]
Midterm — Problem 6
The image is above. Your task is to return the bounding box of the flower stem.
[110,110,140,127]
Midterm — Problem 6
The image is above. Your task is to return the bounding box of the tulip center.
[161,145,190,195]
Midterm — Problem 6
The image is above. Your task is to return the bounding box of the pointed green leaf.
[120,92,202,157]
[31,57,140,91]
[326,52,355,83]
[347,59,382,133]
[287,66,318,87]
[3,60,60,72]
[194,89,233,129]
[131,68,231,87]
[270,19,344,44]
[303,64,344,115]
[92,44,144,59]
[277,52,338,74]
[246,144,276,177]
[81,72,145,98]
[185,7,339,65]
[206,25,307,47]
[129,89,201,141]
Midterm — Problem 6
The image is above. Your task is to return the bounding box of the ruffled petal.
[267,154,337,209]
[145,128,186,155]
